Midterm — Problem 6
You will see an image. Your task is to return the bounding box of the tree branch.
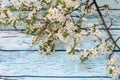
[93,0,120,51]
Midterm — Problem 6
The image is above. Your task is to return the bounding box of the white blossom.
[28,8,36,19]
[80,50,89,58]
[81,30,89,35]
[63,0,79,8]
[90,48,97,58]
[22,1,32,7]
[82,17,87,21]
[55,30,69,43]
[46,7,65,23]
[9,0,22,9]
[94,29,101,36]
[88,23,93,27]
[45,0,51,3]
[0,4,6,10]
[75,44,80,51]
[107,54,120,79]
[15,3,22,9]
[65,21,76,34]
[7,9,12,16]
[82,6,96,15]
[66,47,71,53]
[0,12,6,18]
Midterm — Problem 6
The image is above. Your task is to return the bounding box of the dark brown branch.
[87,2,94,8]
[109,36,120,59]
[93,0,120,51]
[108,18,113,29]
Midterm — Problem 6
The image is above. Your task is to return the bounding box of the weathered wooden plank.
[1,51,120,80]
[0,51,113,77]
[0,31,119,50]
[97,0,120,9]
[0,1,119,80]
[0,10,120,30]
[0,77,115,80]
[1,0,120,9]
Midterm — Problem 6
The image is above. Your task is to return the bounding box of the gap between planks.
[0,49,119,52]
[0,28,120,31]
[0,75,114,78]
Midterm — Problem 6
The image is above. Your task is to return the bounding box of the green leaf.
[75,29,81,33]
[104,4,109,9]
[109,68,113,74]
[93,24,97,29]
[51,44,55,52]
[80,57,88,64]
[43,11,50,17]
[9,7,17,11]
[57,0,66,7]
[54,21,60,24]
[39,45,43,51]
[68,48,75,54]
[26,20,34,26]
[76,18,82,26]
[63,32,69,38]
[46,52,51,55]
[108,45,113,51]
[47,39,53,46]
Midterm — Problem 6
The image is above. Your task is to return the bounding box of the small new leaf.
[63,32,69,38]
[68,48,75,54]
[109,68,113,74]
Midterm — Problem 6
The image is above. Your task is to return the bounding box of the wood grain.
[0,1,120,79]
[0,30,119,51]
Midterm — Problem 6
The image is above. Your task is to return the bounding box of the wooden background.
[0,0,120,80]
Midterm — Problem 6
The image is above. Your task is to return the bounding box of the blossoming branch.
[0,0,120,79]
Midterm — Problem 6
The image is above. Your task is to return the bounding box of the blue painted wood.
[1,0,120,9]
[0,51,120,80]
[0,30,119,51]
[0,77,114,80]
[0,51,115,79]
[97,0,120,9]
[0,1,120,80]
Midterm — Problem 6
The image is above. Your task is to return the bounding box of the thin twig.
[109,36,120,59]
[93,0,120,51]
[108,18,113,29]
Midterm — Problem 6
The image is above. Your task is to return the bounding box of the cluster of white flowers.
[63,0,79,8]
[81,6,96,15]
[80,50,90,58]
[55,31,69,43]
[9,0,22,9]
[81,30,89,35]
[107,54,120,79]
[87,23,101,36]
[0,4,11,18]
[46,7,65,23]
[80,48,97,59]
[0,4,6,10]
[28,8,37,19]
[46,0,52,3]
[65,21,76,34]
[97,39,114,55]
[25,0,42,10]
